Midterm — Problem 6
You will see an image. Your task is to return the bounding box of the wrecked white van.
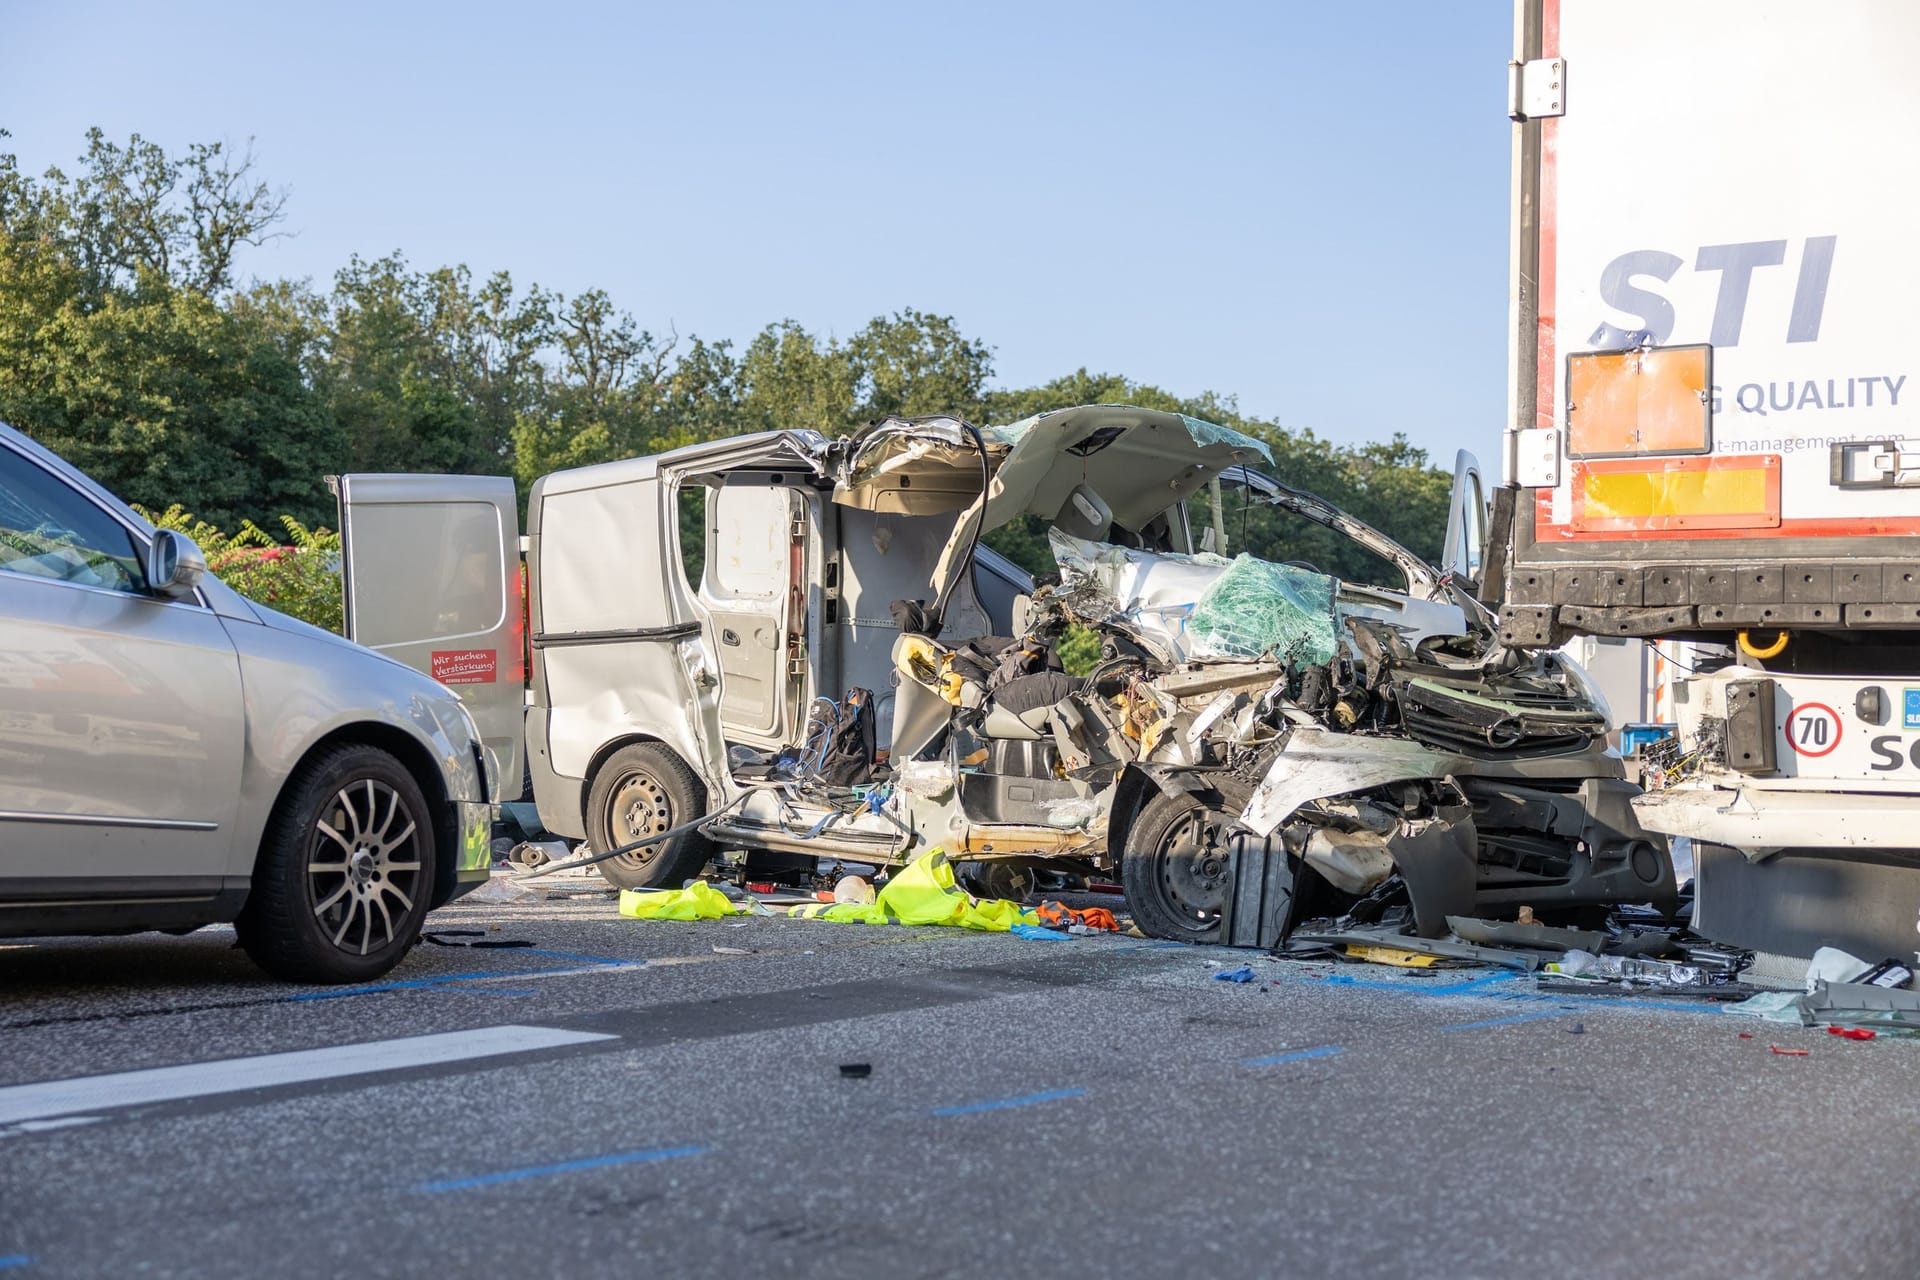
[340,405,1675,946]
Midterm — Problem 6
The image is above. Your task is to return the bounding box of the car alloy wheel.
[308,778,427,957]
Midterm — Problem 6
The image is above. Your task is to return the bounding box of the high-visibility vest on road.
[787,848,1035,932]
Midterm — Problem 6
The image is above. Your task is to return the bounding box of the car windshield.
[1204,470,1411,591]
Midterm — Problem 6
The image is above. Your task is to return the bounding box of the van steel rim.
[1158,807,1230,929]
[611,772,672,860]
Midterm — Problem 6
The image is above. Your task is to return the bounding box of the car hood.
[243,592,439,681]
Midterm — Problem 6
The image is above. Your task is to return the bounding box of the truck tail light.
[505,563,527,684]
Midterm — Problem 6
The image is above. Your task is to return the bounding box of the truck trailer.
[1500,0,1920,961]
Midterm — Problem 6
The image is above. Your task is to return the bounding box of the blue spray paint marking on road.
[518,949,633,968]
[287,955,641,1002]
[1439,1012,1565,1033]
[1309,969,1733,1019]
[1243,1046,1344,1068]
[287,970,506,1001]
[416,1144,707,1193]
[0,1255,31,1269]
[929,1088,1086,1117]
[1320,971,1527,997]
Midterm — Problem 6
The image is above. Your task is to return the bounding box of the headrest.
[1052,484,1112,542]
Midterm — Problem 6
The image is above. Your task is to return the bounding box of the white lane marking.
[0,1024,615,1125]
[0,1116,105,1141]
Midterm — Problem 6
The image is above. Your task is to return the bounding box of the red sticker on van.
[431,649,498,685]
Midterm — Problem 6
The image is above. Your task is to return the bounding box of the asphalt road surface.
[2,878,1916,1279]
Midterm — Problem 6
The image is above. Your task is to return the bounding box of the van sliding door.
[697,484,803,751]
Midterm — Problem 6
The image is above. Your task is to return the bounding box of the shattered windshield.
[1050,530,1340,665]
[1207,472,1405,589]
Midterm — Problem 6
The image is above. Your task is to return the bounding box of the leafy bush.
[140,505,344,633]
[1057,622,1102,677]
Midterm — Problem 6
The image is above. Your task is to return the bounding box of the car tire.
[585,742,712,891]
[237,744,438,984]
[1120,778,1253,944]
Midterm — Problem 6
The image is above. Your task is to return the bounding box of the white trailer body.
[1503,0,1920,960]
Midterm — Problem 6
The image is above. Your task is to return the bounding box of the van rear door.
[332,474,525,801]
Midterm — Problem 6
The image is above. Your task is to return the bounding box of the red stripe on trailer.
[1543,513,1920,542]
[1532,0,1561,541]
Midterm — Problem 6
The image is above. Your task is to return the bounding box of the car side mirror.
[147,529,208,599]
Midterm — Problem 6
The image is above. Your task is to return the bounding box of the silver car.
[0,422,492,983]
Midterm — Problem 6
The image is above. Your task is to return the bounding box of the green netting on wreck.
[1188,554,1338,665]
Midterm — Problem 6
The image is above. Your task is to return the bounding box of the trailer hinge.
[1508,58,1566,121]
[1831,439,1920,488]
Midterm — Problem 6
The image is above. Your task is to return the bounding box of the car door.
[695,483,805,751]
[0,440,244,898]
[1441,450,1489,589]
[332,474,525,801]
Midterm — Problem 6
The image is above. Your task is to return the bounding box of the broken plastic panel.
[929,405,1277,605]
[983,410,1273,466]
[837,418,1011,515]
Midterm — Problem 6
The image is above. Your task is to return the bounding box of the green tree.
[2,127,1455,582]
[142,505,344,632]
[980,367,1189,423]
[849,309,993,421]
[732,319,858,435]
[322,257,487,477]
[510,289,677,487]
[0,130,340,527]
[0,127,287,304]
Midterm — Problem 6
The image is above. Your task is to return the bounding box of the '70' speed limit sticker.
[1786,702,1843,758]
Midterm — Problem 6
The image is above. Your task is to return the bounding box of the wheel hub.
[612,773,672,850]
[307,778,424,957]
[1158,809,1233,927]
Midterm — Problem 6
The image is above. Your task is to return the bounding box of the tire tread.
[236,743,436,984]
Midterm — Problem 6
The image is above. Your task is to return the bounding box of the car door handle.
[721,628,741,646]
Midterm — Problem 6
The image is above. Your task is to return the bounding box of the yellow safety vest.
[787,848,1036,932]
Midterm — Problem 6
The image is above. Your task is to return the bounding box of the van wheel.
[237,745,437,983]
[1120,779,1251,944]
[586,743,712,890]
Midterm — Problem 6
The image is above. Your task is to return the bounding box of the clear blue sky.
[5,0,1512,465]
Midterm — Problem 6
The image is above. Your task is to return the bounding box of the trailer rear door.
[1505,0,1920,639]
